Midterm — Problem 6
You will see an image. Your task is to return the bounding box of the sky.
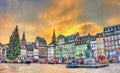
[0,0,120,44]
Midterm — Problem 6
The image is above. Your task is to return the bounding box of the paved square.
[0,63,120,73]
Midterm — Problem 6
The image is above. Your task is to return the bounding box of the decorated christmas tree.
[6,26,21,60]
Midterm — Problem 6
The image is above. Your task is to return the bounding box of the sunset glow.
[0,0,120,44]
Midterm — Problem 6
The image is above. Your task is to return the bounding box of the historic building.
[0,43,2,59]
[35,36,47,59]
[55,35,65,60]
[20,32,27,61]
[65,33,79,60]
[96,33,104,56]
[0,44,8,60]
[104,24,120,61]
[75,36,87,59]
[26,43,33,60]
[90,35,97,58]
[32,42,39,60]
[48,30,56,60]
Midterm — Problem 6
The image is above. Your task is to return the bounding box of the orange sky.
[0,0,120,44]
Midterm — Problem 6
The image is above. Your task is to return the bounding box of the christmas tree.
[7,26,21,60]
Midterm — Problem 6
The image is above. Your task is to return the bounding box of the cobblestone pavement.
[0,63,120,73]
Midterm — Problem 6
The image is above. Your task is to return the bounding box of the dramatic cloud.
[104,0,120,6]
[0,0,119,44]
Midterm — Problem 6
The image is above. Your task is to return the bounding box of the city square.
[0,63,120,73]
[0,0,120,73]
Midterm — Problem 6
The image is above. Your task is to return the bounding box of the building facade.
[20,32,27,61]
[75,36,87,59]
[35,37,47,59]
[90,36,97,58]
[48,30,56,60]
[0,44,8,61]
[65,33,79,60]
[26,43,33,60]
[48,44,55,60]
[32,42,39,60]
[104,24,120,61]
[55,35,65,59]
[96,33,104,57]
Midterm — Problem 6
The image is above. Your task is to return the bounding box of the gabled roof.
[65,32,79,43]
[32,42,38,49]
[96,33,103,38]
[26,43,33,51]
[36,36,47,45]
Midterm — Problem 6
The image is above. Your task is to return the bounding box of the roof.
[1,44,8,50]
[96,33,103,38]
[65,32,79,43]
[36,36,47,45]
[32,42,38,49]
[26,43,33,51]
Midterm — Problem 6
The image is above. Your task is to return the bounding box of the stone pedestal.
[84,58,96,65]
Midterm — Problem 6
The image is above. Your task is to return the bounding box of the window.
[109,42,111,46]
[109,47,111,49]
[111,27,113,31]
[115,41,118,45]
[115,36,117,40]
[112,41,114,45]
[112,46,114,49]
[116,45,118,49]
[119,40,120,44]
[106,47,108,50]
[118,35,120,39]
[105,42,108,46]
[111,36,114,40]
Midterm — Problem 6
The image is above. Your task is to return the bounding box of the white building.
[26,43,33,60]
[20,48,27,60]
[96,33,104,56]
[32,42,39,60]
[48,44,55,60]
[0,44,8,60]
[90,36,97,58]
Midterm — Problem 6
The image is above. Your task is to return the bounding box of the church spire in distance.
[21,31,26,44]
[52,29,56,44]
